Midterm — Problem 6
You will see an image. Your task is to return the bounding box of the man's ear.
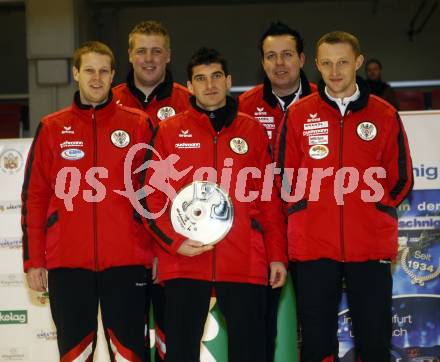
[226,74,232,90]
[187,80,194,94]
[72,66,79,82]
[355,54,364,71]
[299,52,305,68]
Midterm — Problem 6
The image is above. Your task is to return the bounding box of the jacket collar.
[189,95,238,130]
[262,69,313,108]
[318,76,369,113]
[72,90,116,119]
[126,68,174,105]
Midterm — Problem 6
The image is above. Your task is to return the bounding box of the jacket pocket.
[287,199,308,215]
[376,202,397,220]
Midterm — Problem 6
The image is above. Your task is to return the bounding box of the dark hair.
[365,58,382,70]
[259,21,304,56]
[187,47,229,80]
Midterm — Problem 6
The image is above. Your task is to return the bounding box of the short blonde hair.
[73,41,115,70]
[316,31,361,57]
[128,20,170,51]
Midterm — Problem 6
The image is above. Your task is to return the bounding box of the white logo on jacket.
[307,113,321,122]
[357,122,377,141]
[61,126,74,134]
[111,130,130,148]
[175,143,200,149]
[61,148,85,160]
[179,129,192,138]
[157,106,176,121]
[304,121,328,130]
[255,107,267,116]
[60,141,84,148]
[230,138,248,154]
[309,135,328,145]
[309,145,329,159]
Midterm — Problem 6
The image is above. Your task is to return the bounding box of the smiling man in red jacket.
[113,20,192,361]
[276,31,413,362]
[239,21,316,151]
[238,22,317,361]
[143,47,287,362]
[113,20,190,126]
[22,41,151,362]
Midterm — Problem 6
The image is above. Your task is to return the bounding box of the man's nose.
[275,54,284,65]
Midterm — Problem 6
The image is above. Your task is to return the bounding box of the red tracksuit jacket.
[21,92,152,271]
[113,69,190,126]
[276,78,413,262]
[143,97,287,285]
[113,69,191,271]
[238,70,317,150]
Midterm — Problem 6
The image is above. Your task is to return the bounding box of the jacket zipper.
[92,111,99,271]
[212,134,218,281]
[339,116,346,261]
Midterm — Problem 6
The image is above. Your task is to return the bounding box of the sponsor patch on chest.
[309,145,329,160]
[308,135,328,145]
[111,130,130,148]
[60,141,84,148]
[230,137,248,154]
[175,142,201,149]
[157,106,176,121]
[357,121,377,141]
[61,148,85,160]
[303,121,328,130]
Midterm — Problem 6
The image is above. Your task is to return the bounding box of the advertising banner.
[338,111,440,361]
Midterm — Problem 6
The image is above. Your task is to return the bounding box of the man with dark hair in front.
[276,31,413,362]
[22,41,151,361]
[365,58,399,109]
[142,47,287,362]
[238,20,317,361]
